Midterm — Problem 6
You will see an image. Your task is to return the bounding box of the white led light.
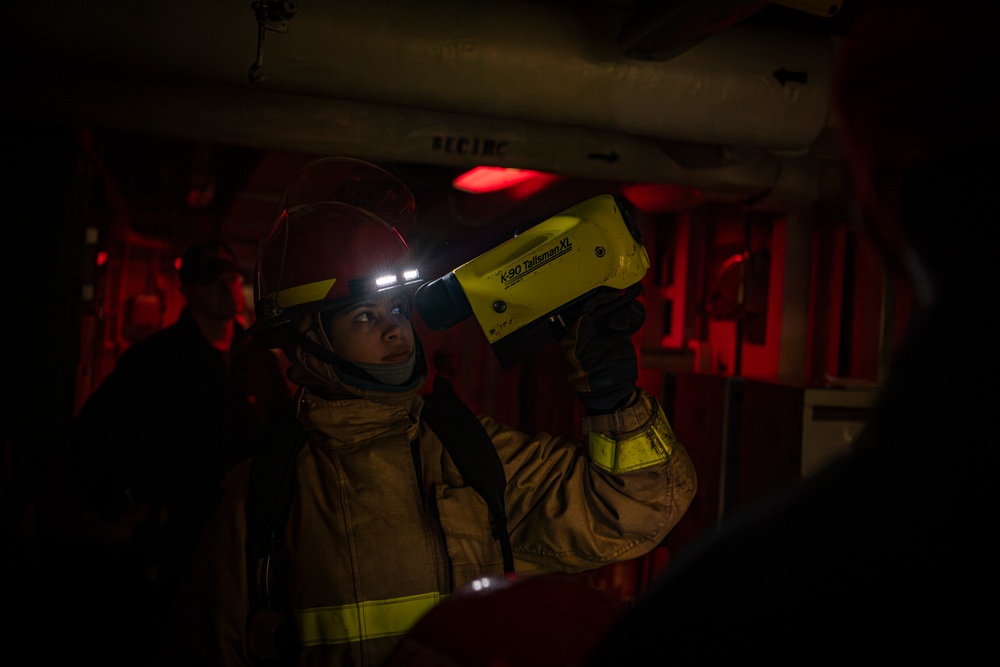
[402,269,420,281]
[375,274,398,287]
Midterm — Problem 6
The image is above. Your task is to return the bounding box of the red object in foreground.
[385,573,627,666]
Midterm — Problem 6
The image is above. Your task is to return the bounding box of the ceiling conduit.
[7,1,847,212]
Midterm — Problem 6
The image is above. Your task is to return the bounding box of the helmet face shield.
[237,157,423,350]
[278,156,417,237]
[256,203,421,320]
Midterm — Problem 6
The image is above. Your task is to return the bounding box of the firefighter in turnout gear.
[158,157,696,666]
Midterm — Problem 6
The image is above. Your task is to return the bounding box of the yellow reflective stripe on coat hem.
[588,404,676,473]
[295,591,447,646]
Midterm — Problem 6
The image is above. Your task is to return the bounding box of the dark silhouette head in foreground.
[585,0,998,659]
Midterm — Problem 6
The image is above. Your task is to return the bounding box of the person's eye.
[355,310,375,323]
[390,304,403,316]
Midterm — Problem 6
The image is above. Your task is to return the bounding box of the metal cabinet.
[664,373,880,554]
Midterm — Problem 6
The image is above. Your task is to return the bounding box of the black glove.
[560,284,646,414]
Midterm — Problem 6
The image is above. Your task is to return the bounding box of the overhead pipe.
[10,0,835,152]
[9,63,847,211]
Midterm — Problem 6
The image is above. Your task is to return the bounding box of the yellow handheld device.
[415,194,650,368]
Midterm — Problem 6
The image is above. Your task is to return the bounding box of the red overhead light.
[621,182,704,213]
[452,166,549,194]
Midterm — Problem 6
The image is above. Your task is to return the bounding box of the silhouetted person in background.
[63,241,295,664]
[584,0,997,659]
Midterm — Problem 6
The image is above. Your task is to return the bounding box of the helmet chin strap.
[291,328,382,386]
[290,324,425,391]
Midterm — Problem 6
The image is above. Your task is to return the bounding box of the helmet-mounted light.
[349,267,422,296]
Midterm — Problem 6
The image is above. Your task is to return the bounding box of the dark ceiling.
[8,0,867,269]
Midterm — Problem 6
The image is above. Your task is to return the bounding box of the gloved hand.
[560,284,646,414]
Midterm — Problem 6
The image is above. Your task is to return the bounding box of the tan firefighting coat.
[161,373,696,666]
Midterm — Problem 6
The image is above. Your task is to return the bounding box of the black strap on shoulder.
[243,376,513,663]
[422,374,514,575]
[245,412,307,664]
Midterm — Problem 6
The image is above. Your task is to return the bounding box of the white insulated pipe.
[10,0,835,152]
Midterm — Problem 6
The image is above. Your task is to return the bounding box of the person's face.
[325,291,414,366]
[185,269,245,322]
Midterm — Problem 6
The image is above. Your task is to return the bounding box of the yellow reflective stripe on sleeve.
[588,404,676,473]
[295,591,446,646]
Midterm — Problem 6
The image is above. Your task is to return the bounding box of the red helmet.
[240,157,422,348]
